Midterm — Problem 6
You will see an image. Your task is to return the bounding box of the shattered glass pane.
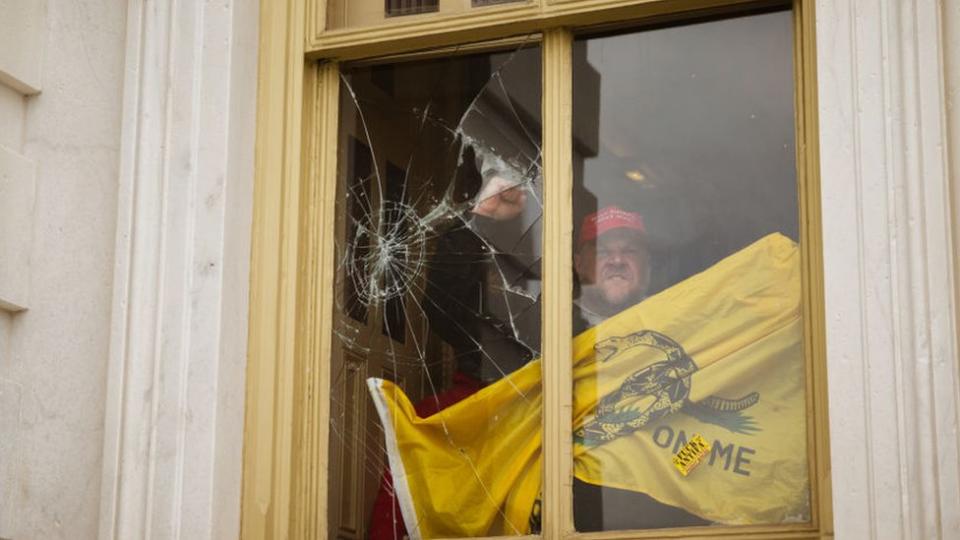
[569,9,811,531]
[327,41,543,539]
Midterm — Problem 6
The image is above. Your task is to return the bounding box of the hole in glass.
[329,40,545,539]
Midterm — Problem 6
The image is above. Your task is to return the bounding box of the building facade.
[0,0,958,538]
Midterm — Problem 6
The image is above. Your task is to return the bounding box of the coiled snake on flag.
[575,330,759,446]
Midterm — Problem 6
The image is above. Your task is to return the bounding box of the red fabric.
[578,206,646,246]
[368,373,483,540]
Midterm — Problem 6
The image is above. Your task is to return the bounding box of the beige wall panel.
[0,144,36,311]
[97,0,260,537]
[0,313,20,535]
[0,0,46,94]
[0,84,25,149]
[946,0,960,341]
[818,0,960,537]
[0,0,126,538]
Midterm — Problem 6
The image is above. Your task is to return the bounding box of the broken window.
[328,42,544,539]
[324,6,815,539]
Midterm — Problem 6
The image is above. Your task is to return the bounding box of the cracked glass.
[326,0,530,31]
[569,8,812,531]
[327,41,544,539]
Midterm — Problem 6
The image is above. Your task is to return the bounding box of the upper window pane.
[327,0,529,31]
[329,43,544,538]
[569,8,810,532]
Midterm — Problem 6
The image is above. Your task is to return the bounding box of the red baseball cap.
[578,206,646,246]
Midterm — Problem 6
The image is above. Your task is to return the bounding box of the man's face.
[575,229,649,314]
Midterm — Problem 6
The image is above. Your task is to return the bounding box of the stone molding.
[0,144,36,312]
[0,0,43,311]
[817,0,960,538]
[0,0,45,94]
[97,1,257,539]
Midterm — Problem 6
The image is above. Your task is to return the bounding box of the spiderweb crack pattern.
[328,40,544,538]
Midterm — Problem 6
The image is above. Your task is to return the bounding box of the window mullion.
[297,60,341,539]
[541,27,575,540]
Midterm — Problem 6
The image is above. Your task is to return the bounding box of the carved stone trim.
[817,0,960,537]
[97,1,258,538]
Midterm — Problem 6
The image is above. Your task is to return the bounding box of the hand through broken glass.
[472,175,529,221]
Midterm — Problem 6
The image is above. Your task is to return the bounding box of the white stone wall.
[0,33,34,516]
[1,0,259,537]
[818,1,960,538]
[0,1,128,538]
[0,0,45,94]
[95,1,259,539]
[948,0,960,320]
[0,0,43,313]
[0,1,128,539]
[0,312,17,536]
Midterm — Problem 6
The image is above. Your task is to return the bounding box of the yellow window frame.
[241,1,831,538]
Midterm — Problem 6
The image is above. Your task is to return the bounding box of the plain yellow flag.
[368,233,809,539]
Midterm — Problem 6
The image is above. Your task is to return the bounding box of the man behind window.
[573,206,651,333]
[571,206,710,531]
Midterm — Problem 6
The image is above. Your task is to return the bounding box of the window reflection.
[570,8,810,531]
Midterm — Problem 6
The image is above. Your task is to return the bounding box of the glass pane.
[327,0,529,31]
[569,9,811,531]
[328,42,544,539]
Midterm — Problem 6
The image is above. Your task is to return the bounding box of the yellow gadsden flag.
[367,233,810,539]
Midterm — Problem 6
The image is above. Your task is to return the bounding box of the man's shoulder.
[572,301,596,335]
